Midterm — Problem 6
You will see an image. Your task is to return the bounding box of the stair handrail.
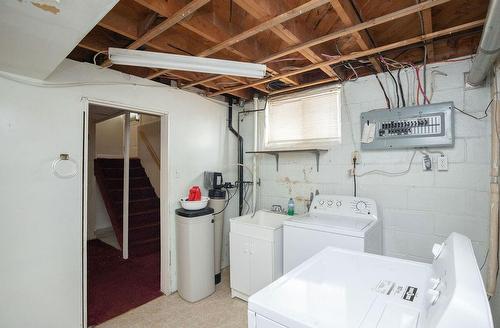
[139,129,160,169]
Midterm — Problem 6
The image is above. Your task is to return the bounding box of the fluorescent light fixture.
[108,48,267,79]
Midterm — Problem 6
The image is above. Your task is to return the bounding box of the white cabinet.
[230,232,251,295]
[230,210,285,301]
[248,311,287,328]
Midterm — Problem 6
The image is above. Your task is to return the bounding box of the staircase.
[94,158,160,257]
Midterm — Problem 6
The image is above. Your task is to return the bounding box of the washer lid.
[284,213,374,233]
[175,207,214,217]
[249,247,431,328]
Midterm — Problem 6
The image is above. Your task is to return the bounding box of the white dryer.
[248,233,493,328]
[283,194,382,272]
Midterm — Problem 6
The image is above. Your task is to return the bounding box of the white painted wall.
[241,58,498,322]
[242,59,491,266]
[95,115,139,158]
[0,59,239,327]
[138,118,161,195]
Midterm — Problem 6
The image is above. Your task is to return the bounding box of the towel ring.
[52,153,78,179]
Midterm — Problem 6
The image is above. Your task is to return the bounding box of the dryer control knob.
[430,277,441,290]
[432,243,444,259]
[327,200,333,207]
[355,201,367,210]
[427,289,441,305]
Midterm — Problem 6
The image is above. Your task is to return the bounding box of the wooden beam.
[128,0,210,50]
[134,0,288,90]
[137,12,158,38]
[101,0,210,67]
[78,41,102,54]
[259,0,452,64]
[134,0,251,60]
[98,12,186,55]
[207,19,484,97]
[269,77,338,95]
[421,8,435,61]
[144,0,331,87]
[232,0,340,79]
[328,0,383,72]
[196,0,330,58]
[184,0,450,91]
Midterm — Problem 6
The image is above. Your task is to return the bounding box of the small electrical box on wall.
[360,102,454,150]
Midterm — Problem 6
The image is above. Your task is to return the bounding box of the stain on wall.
[31,2,60,14]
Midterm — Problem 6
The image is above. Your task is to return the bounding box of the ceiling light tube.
[108,48,267,79]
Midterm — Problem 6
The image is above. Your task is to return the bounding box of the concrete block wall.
[241,59,492,264]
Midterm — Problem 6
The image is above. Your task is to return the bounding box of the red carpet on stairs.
[94,158,161,257]
[89,158,162,325]
[87,240,162,326]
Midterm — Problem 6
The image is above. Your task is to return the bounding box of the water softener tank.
[175,207,215,302]
[209,189,226,284]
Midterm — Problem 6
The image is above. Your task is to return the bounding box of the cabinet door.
[230,232,250,295]
[256,315,287,328]
[250,239,274,295]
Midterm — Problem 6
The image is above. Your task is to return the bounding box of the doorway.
[82,100,169,327]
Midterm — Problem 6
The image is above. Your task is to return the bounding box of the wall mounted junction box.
[360,102,454,150]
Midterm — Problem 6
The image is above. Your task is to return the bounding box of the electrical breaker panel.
[360,102,454,150]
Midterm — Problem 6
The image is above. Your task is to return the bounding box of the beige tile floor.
[95,269,247,328]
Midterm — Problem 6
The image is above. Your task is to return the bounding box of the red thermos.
[188,186,202,201]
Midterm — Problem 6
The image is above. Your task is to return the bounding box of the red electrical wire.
[409,63,430,105]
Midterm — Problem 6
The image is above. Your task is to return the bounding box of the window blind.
[265,87,341,148]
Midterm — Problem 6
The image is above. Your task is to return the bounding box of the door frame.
[82,97,171,327]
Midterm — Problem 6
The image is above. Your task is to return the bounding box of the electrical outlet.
[437,155,448,171]
[352,151,360,164]
[422,154,432,171]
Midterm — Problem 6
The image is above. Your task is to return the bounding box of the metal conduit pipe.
[487,68,500,296]
[227,97,244,215]
[467,0,500,86]
[467,0,500,297]
[252,95,259,214]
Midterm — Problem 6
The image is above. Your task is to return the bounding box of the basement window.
[264,86,341,149]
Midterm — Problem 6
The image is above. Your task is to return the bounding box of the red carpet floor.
[87,239,162,326]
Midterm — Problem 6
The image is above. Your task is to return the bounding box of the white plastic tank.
[209,189,226,284]
[175,207,215,302]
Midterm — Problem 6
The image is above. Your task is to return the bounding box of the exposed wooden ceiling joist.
[270,76,339,95]
[133,0,282,92]
[328,0,384,72]
[208,19,484,97]
[101,0,210,68]
[232,0,341,79]
[67,0,488,99]
[259,0,452,63]
[421,8,435,61]
[147,0,332,84]
[184,0,452,92]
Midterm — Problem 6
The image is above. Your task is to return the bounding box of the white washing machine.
[283,194,382,272]
[249,233,493,328]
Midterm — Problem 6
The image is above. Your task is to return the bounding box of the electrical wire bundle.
[213,187,237,216]
[242,182,253,215]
